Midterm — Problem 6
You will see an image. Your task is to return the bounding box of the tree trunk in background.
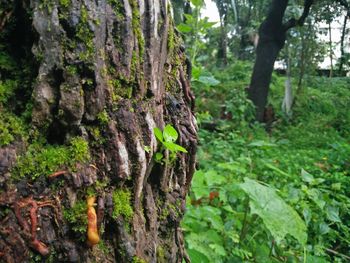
[0,1,197,262]
[282,44,293,115]
[328,21,333,78]
[297,25,306,92]
[338,15,348,74]
[217,17,228,66]
[248,0,289,122]
[248,0,313,122]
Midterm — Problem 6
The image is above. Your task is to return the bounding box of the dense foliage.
[183,61,350,262]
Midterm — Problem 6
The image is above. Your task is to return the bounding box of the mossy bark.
[0,1,197,262]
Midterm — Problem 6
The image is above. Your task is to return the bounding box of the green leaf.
[187,249,210,263]
[183,14,194,23]
[197,76,220,86]
[153,127,163,142]
[191,170,208,199]
[301,169,314,183]
[306,255,329,263]
[239,178,307,245]
[190,0,203,7]
[177,23,192,33]
[204,170,226,186]
[209,244,226,256]
[248,140,277,147]
[163,124,178,142]
[155,152,163,162]
[143,145,151,153]
[326,206,341,223]
[163,142,187,153]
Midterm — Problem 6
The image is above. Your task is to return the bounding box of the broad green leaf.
[190,0,203,7]
[209,244,226,256]
[191,66,201,80]
[177,23,192,33]
[239,178,307,245]
[326,206,341,223]
[191,170,208,199]
[204,170,226,186]
[183,14,194,23]
[197,76,220,86]
[301,169,314,183]
[163,142,187,153]
[172,144,188,153]
[153,127,163,142]
[307,188,326,209]
[318,222,330,235]
[187,249,210,263]
[163,124,178,142]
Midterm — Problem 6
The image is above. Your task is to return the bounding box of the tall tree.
[0,0,197,262]
[248,0,313,122]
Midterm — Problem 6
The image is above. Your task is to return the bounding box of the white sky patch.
[202,0,220,23]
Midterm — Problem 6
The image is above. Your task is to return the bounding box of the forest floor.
[183,62,350,263]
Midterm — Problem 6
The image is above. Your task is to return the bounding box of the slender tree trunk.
[218,17,228,66]
[282,44,293,115]
[0,1,197,263]
[338,15,348,74]
[328,21,333,77]
[297,27,306,91]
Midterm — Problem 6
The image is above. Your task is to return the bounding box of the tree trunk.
[248,0,289,121]
[282,44,293,115]
[0,1,197,263]
[338,14,347,74]
[328,20,333,78]
[217,17,228,66]
[248,0,313,122]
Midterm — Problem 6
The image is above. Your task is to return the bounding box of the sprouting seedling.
[153,124,187,163]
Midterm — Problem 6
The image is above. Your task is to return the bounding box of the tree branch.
[283,0,313,31]
[336,0,350,18]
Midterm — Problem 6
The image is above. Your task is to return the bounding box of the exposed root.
[48,170,67,178]
[13,197,58,256]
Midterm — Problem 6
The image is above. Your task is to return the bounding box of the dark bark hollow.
[0,0,197,262]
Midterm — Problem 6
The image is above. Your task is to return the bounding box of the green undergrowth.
[184,61,350,263]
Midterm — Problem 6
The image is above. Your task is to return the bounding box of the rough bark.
[0,0,197,262]
[248,0,313,122]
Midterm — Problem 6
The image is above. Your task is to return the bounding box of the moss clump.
[59,0,70,8]
[0,111,26,146]
[112,189,134,221]
[129,0,145,58]
[132,256,147,263]
[97,110,109,125]
[13,137,90,180]
[75,5,95,63]
[108,78,133,101]
[63,200,88,237]
[156,246,166,263]
[167,19,175,52]
[69,137,90,162]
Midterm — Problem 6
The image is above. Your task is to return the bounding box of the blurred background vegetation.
[171,0,350,262]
